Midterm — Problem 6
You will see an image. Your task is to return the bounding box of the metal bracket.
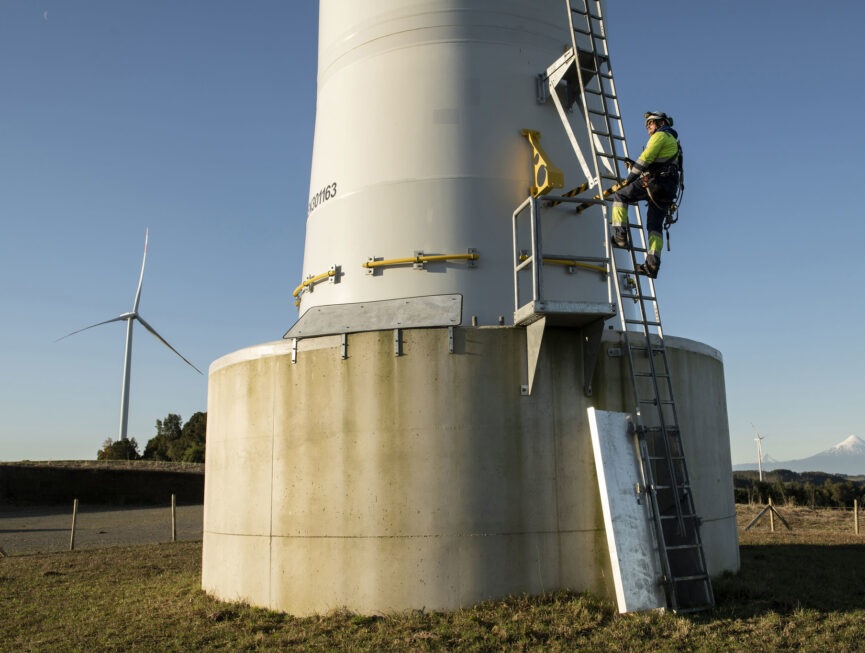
[394,328,402,356]
[448,326,454,354]
[521,129,564,197]
[365,257,380,275]
[540,48,594,185]
[523,316,546,396]
[413,250,425,270]
[341,333,348,360]
[329,264,340,284]
[467,248,478,268]
[291,338,298,364]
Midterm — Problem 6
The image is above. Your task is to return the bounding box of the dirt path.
[0,504,203,556]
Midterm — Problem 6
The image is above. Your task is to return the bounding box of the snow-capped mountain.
[733,435,865,476]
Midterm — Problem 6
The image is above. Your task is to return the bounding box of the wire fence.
[0,498,203,556]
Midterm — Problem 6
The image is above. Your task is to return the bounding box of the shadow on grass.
[713,544,865,615]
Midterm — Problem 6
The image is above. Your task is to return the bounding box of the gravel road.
[0,503,203,556]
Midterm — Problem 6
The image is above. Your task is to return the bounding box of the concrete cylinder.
[202,327,738,615]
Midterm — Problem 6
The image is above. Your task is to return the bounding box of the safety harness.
[644,139,684,251]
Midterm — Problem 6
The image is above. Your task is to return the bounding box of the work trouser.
[611,180,670,257]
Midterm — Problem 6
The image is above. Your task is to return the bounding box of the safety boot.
[610,226,630,249]
[637,254,660,278]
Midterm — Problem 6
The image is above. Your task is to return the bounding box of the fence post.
[769,497,776,532]
[69,498,79,551]
[855,499,860,536]
[171,494,177,543]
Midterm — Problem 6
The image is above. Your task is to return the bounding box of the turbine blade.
[55,315,129,342]
[136,315,203,374]
[133,228,148,313]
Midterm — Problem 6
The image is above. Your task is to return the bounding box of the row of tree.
[97,412,207,463]
[734,471,865,508]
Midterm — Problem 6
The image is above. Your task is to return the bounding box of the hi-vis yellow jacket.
[628,127,680,180]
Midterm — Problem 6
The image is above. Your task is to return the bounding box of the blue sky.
[1,1,863,465]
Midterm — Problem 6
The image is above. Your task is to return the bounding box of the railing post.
[529,196,542,304]
[768,497,775,533]
[69,498,79,551]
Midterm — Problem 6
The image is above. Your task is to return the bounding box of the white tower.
[289,0,611,338]
[203,0,738,615]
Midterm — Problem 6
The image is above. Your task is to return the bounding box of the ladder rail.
[570,0,690,540]
[563,0,714,613]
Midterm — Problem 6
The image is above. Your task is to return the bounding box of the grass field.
[2,505,864,652]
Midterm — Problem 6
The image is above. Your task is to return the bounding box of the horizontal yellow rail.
[519,254,606,274]
[362,251,479,270]
[293,268,337,298]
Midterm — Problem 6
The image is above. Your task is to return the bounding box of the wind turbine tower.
[59,229,202,441]
[203,0,739,615]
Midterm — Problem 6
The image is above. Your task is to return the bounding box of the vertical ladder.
[562,0,715,613]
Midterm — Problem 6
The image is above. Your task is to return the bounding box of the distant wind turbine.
[752,423,766,481]
[58,229,202,441]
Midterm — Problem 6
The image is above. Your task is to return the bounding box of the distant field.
[2,504,864,651]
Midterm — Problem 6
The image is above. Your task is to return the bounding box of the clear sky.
[2,1,863,466]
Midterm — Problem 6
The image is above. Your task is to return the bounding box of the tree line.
[734,470,865,508]
[97,412,206,463]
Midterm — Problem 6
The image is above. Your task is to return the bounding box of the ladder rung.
[625,319,661,327]
[651,484,690,492]
[627,343,663,352]
[672,574,710,583]
[659,513,696,521]
[633,371,670,378]
[666,543,702,552]
[648,454,686,463]
[621,294,657,302]
[582,88,617,101]
[588,107,617,119]
[637,401,674,409]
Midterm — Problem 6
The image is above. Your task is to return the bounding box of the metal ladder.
[555,0,715,613]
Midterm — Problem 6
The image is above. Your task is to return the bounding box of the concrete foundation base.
[202,326,738,615]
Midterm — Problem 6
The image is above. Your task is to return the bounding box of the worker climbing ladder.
[543,0,715,613]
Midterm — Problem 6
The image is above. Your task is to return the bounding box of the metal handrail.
[519,253,606,274]
[362,251,479,270]
[293,268,337,299]
[512,193,612,316]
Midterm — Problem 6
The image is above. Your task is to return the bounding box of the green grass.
[2,506,865,651]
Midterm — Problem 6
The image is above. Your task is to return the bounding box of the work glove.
[623,157,635,171]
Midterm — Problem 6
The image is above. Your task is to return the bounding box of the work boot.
[610,226,630,249]
[637,254,660,278]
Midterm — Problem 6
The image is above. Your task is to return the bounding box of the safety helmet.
[645,111,673,127]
